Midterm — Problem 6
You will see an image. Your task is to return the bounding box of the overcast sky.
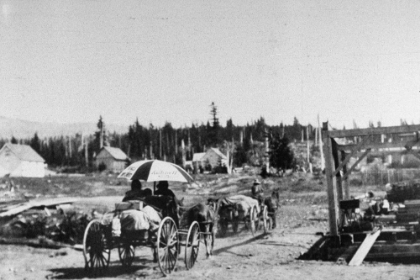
[2,0,420,129]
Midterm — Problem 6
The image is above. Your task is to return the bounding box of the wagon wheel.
[157,217,179,276]
[261,205,269,233]
[83,219,111,275]
[118,242,135,267]
[185,221,200,270]
[249,206,258,236]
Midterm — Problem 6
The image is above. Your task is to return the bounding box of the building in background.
[95,146,130,173]
[192,148,227,173]
[0,143,45,177]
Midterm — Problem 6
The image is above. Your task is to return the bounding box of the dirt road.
[2,204,420,280]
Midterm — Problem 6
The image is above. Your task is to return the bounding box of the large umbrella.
[117,160,194,183]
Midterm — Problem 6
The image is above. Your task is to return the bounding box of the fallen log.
[0,198,78,218]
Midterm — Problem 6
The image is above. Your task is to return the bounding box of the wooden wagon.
[82,198,210,276]
[216,195,270,236]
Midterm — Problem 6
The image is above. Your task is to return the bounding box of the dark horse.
[183,202,218,258]
[263,189,280,229]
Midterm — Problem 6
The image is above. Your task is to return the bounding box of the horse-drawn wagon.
[82,159,216,276]
[215,194,271,236]
[82,195,206,276]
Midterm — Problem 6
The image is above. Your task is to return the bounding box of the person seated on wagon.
[355,191,380,216]
[123,180,152,202]
[251,179,264,205]
[154,181,175,198]
[154,180,185,208]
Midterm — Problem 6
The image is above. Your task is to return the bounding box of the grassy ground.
[0,169,388,209]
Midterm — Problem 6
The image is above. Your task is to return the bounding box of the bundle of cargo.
[386,181,420,203]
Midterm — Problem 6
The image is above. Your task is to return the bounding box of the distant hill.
[0,116,128,139]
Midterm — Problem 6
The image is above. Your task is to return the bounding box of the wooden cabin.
[95,146,130,173]
[0,143,45,177]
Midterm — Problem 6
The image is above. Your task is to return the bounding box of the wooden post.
[322,122,339,237]
[318,116,325,170]
[332,139,343,203]
[341,151,350,199]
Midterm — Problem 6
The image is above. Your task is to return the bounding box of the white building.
[0,143,45,177]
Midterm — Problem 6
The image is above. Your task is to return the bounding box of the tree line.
[0,108,318,172]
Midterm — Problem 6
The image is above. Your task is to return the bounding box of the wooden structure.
[192,148,227,172]
[95,146,130,172]
[320,123,420,265]
[0,143,45,178]
[322,122,420,237]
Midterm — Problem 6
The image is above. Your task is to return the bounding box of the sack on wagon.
[222,195,260,219]
[119,206,161,232]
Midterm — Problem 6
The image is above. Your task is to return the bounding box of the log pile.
[0,199,90,246]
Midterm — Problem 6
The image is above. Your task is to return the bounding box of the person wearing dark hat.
[123,180,152,202]
[154,181,176,198]
[251,179,264,205]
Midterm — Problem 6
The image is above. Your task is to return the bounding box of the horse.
[211,196,257,235]
[263,189,280,229]
[183,202,218,258]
